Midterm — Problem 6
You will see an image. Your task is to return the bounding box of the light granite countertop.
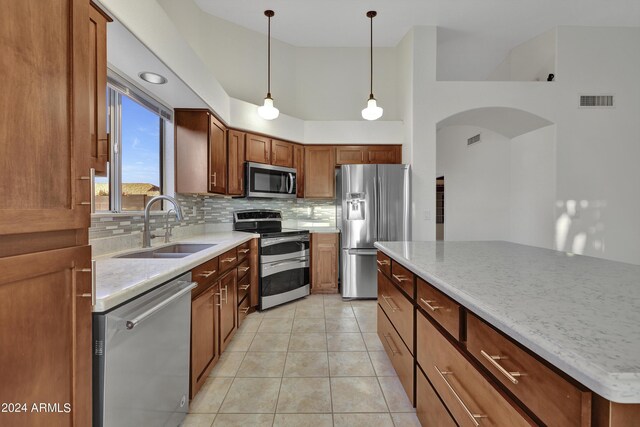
[374,240,640,403]
[93,231,258,313]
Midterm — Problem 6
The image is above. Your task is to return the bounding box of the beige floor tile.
[326,317,360,332]
[328,352,376,376]
[273,413,333,427]
[236,352,286,377]
[369,351,397,377]
[181,413,216,427]
[378,376,414,412]
[333,413,394,427]
[322,294,349,308]
[263,304,297,319]
[209,352,245,377]
[284,352,329,377]
[248,333,290,352]
[236,317,262,333]
[324,305,355,318]
[362,332,385,351]
[219,377,281,413]
[276,377,332,413]
[390,412,421,427]
[294,306,326,318]
[295,295,324,308]
[350,299,377,308]
[224,332,255,352]
[258,317,293,333]
[356,314,378,332]
[292,317,326,333]
[330,377,389,413]
[189,377,234,413]
[212,413,274,426]
[353,305,378,318]
[326,332,366,351]
[288,333,327,352]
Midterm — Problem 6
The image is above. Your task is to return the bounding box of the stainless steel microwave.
[245,162,297,198]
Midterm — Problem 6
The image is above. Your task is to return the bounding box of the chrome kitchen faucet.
[142,195,184,248]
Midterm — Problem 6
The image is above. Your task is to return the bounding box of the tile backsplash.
[89,194,336,241]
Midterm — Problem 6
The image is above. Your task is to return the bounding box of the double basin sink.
[116,243,215,259]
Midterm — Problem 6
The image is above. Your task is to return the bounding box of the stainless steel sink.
[116,244,215,259]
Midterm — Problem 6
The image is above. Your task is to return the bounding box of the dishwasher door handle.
[125,282,197,330]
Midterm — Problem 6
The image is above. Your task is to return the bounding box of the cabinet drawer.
[467,313,590,427]
[237,241,251,261]
[377,270,414,353]
[391,260,415,298]
[417,278,461,341]
[417,312,534,427]
[417,366,457,427]
[237,258,250,281]
[238,295,250,326]
[237,272,251,305]
[219,248,238,273]
[378,305,414,404]
[376,251,391,277]
[192,257,219,298]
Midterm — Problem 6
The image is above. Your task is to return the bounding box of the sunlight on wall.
[555,199,606,255]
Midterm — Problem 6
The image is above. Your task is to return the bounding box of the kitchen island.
[375,240,640,426]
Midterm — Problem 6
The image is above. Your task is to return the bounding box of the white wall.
[510,125,556,248]
[437,126,511,241]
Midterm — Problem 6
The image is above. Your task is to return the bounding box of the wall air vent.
[467,134,481,146]
[579,95,614,108]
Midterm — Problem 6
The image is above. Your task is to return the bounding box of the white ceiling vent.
[579,95,614,108]
[467,134,481,146]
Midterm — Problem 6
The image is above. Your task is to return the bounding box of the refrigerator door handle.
[347,249,378,256]
[377,176,383,241]
[374,175,379,241]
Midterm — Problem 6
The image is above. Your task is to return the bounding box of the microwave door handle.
[285,173,290,193]
[289,173,294,194]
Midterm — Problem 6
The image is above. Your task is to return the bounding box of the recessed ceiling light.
[138,71,167,85]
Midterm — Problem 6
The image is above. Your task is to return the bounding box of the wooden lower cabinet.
[219,269,238,353]
[190,283,219,398]
[378,306,414,404]
[310,233,339,294]
[378,269,413,351]
[417,367,457,427]
[238,295,250,327]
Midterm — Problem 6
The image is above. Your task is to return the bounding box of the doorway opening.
[436,177,444,240]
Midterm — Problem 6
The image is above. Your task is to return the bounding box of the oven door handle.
[262,258,309,277]
[261,235,310,247]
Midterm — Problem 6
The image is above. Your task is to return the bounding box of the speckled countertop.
[374,240,640,403]
[93,231,258,313]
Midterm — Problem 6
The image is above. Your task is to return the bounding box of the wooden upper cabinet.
[209,115,227,195]
[175,110,209,194]
[293,144,305,198]
[271,139,294,167]
[366,145,401,164]
[336,146,366,165]
[246,133,271,164]
[227,130,246,196]
[0,0,91,237]
[88,3,110,177]
[304,146,336,198]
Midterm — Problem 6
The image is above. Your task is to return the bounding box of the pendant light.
[258,10,279,120]
[362,11,383,121]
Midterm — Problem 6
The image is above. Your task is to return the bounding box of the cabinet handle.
[480,350,523,384]
[435,365,487,426]
[382,333,399,355]
[198,270,216,278]
[222,285,228,304]
[77,260,96,306]
[239,284,250,291]
[222,257,237,263]
[78,168,96,213]
[211,172,217,187]
[419,298,441,312]
[240,306,250,314]
[238,248,250,254]
[376,259,390,266]
[381,294,398,312]
[215,291,222,307]
[238,267,250,273]
[392,274,410,282]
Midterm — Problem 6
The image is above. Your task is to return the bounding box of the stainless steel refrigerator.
[336,164,411,298]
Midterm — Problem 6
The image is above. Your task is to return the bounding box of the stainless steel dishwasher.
[93,273,196,427]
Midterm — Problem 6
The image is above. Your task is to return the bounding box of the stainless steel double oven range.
[233,210,310,310]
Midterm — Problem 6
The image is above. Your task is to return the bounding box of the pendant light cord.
[268,13,271,97]
[370,13,373,98]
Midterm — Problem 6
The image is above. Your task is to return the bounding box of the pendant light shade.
[258,10,279,120]
[362,11,383,121]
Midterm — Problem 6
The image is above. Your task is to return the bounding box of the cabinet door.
[88,4,110,177]
[0,246,92,427]
[190,287,217,398]
[246,133,271,164]
[311,233,339,293]
[175,110,209,194]
[366,145,401,164]
[293,144,305,198]
[1,0,90,236]
[336,146,366,165]
[271,139,294,167]
[227,130,246,196]
[209,115,227,194]
[304,146,336,199]
[219,269,238,353]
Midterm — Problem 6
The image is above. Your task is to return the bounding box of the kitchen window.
[95,72,172,212]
